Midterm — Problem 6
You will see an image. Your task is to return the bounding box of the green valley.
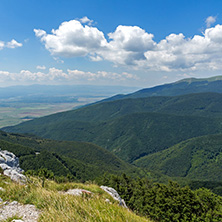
[134,134,222,181]
[4,92,222,162]
[0,130,139,181]
[3,76,222,195]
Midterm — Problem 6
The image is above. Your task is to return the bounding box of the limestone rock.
[0,201,40,222]
[65,188,92,196]
[100,185,128,208]
[3,168,27,184]
[0,149,27,184]
[0,150,21,169]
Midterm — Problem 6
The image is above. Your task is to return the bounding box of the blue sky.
[1,0,222,87]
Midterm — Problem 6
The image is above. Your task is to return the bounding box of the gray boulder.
[65,189,92,196]
[100,185,128,208]
[0,149,26,184]
[0,150,20,168]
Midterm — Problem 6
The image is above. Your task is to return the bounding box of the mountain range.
[101,75,222,102]
[3,75,222,186]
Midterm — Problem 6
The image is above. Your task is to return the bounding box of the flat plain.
[0,98,105,128]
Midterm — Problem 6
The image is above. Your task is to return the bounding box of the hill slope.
[4,90,222,163]
[102,76,222,102]
[134,134,222,181]
[0,130,137,180]
[3,111,222,162]
[0,175,151,222]
[4,92,222,132]
[80,92,222,119]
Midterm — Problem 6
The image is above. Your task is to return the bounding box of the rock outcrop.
[0,149,26,184]
[0,200,40,222]
[64,188,92,196]
[100,185,128,208]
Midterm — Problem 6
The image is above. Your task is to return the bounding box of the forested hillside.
[134,134,222,181]
[0,131,139,181]
[101,76,222,101]
[3,77,222,185]
[4,93,222,162]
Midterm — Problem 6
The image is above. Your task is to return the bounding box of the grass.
[4,216,23,222]
[0,175,152,222]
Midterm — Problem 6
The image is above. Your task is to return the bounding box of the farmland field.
[0,84,138,128]
[0,97,105,128]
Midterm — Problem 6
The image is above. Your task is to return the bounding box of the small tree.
[38,168,54,187]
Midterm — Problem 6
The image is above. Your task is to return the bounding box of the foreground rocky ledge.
[0,149,26,184]
[0,200,40,222]
[0,149,39,222]
[0,149,130,221]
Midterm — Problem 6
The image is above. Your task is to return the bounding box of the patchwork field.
[0,97,105,128]
[0,84,138,128]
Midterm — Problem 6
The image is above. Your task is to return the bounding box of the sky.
[1,0,222,87]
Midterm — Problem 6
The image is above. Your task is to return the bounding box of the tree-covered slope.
[0,131,137,180]
[4,92,222,133]
[95,92,222,118]
[4,92,222,162]
[128,78,222,98]
[134,134,222,181]
[3,111,222,162]
[91,113,222,162]
[100,174,222,221]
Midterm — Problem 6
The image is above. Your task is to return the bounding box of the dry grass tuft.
[0,175,152,222]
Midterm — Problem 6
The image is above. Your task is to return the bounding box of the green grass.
[0,175,151,222]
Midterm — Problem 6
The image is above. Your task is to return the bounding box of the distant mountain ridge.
[4,92,222,162]
[176,75,222,83]
[100,75,222,103]
[3,75,222,182]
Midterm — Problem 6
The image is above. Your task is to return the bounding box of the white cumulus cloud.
[34,20,107,57]
[6,39,23,49]
[144,24,222,71]
[0,68,137,85]
[0,41,4,50]
[102,25,155,66]
[34,19,222,72]
[67,69,137,81]
[36,65,46,70]
[79,16,93,25]
[0,39,22,50]
[205,16,216,28]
